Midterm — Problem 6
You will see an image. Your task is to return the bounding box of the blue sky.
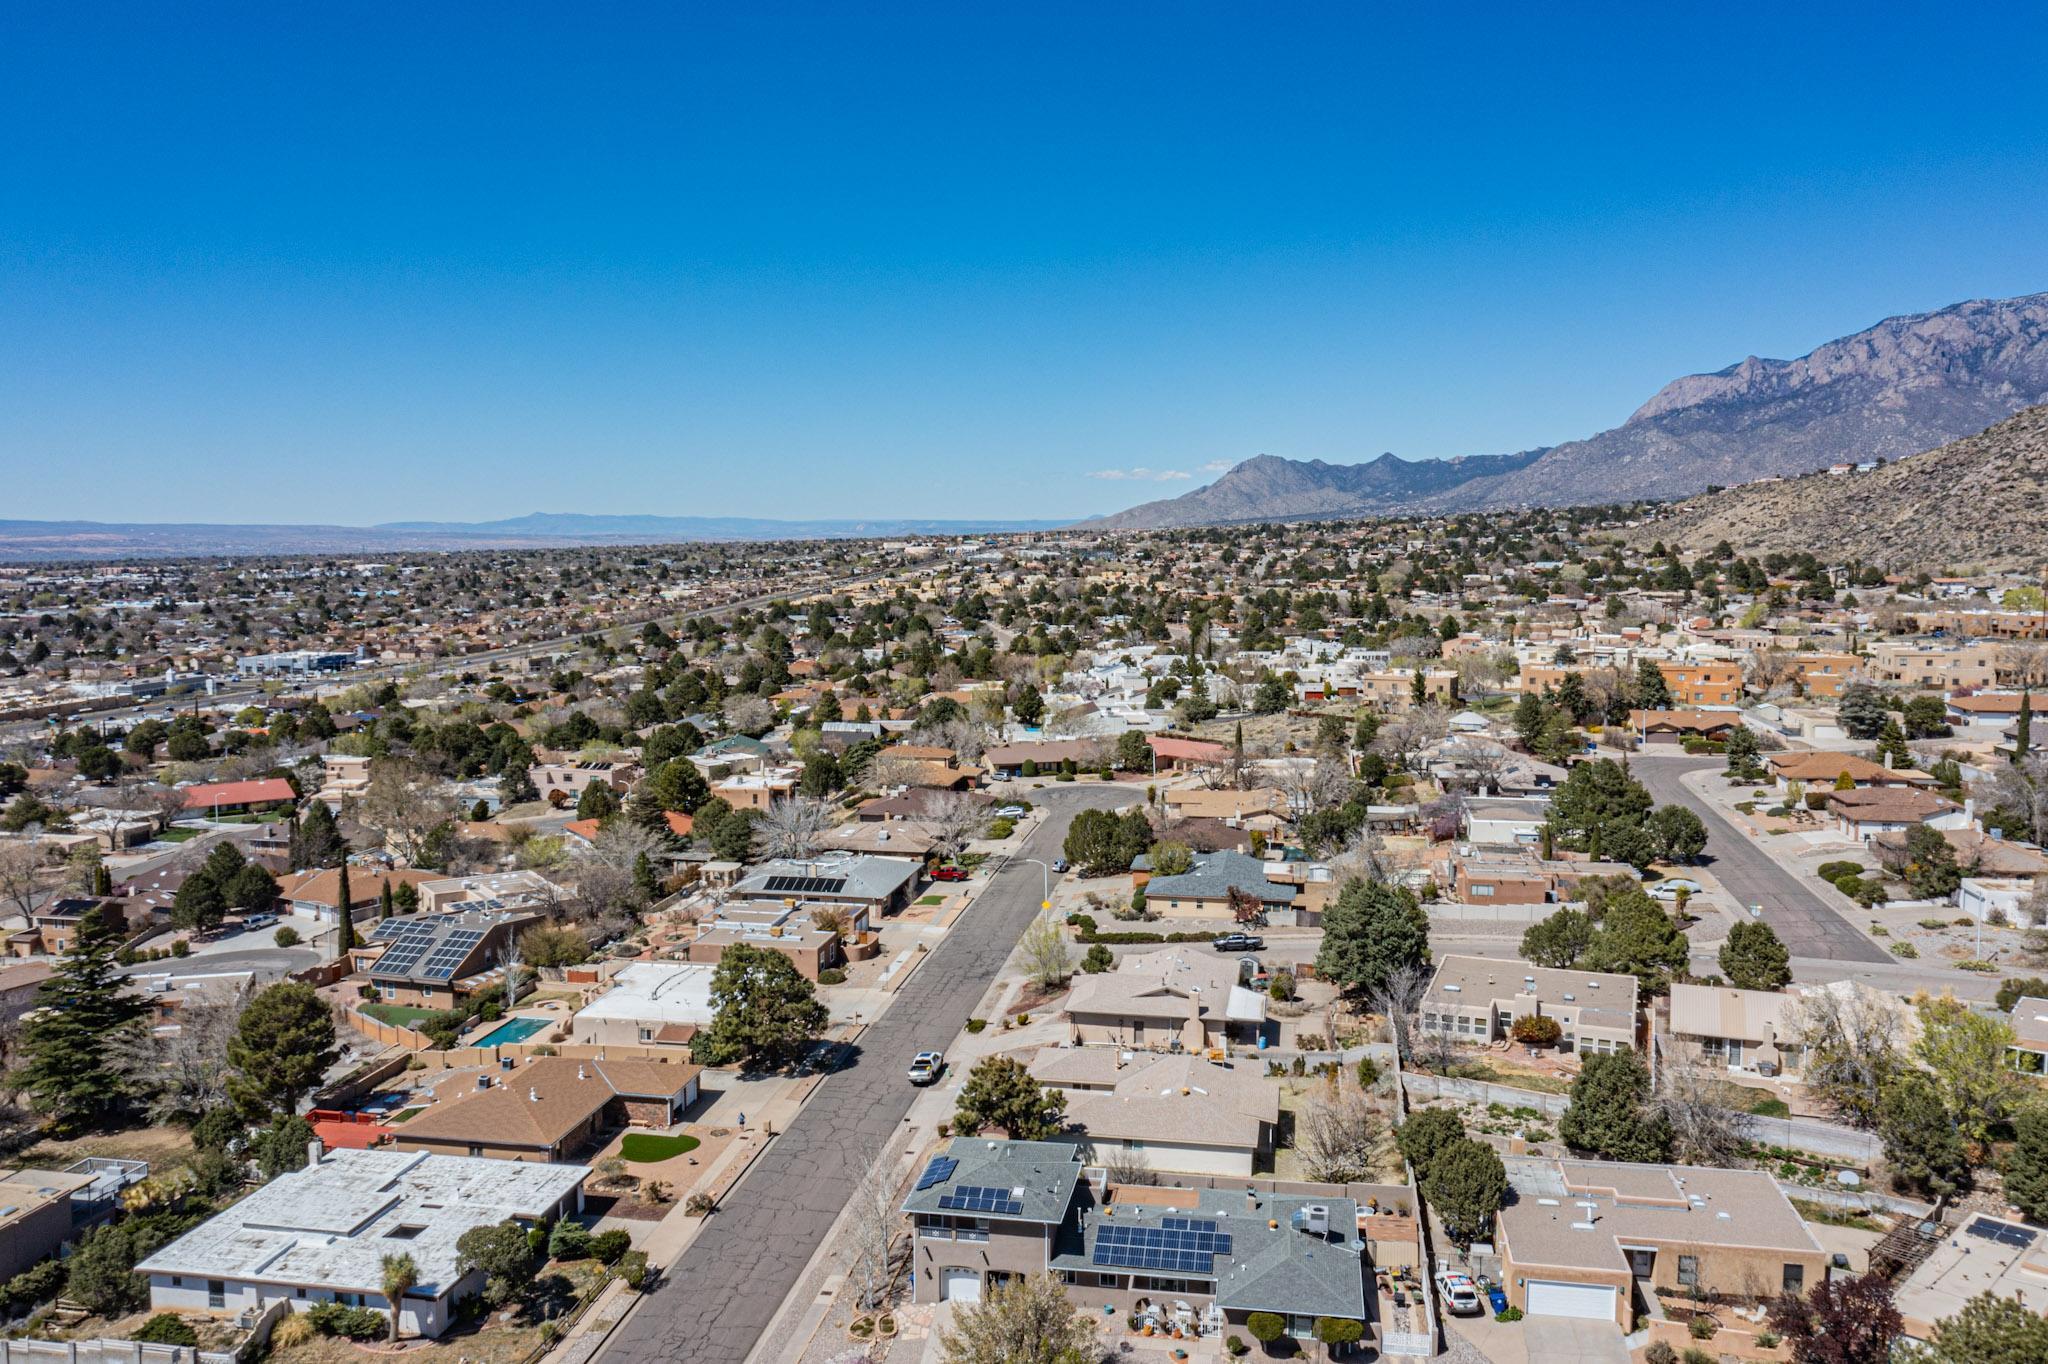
[4,4,2046,525]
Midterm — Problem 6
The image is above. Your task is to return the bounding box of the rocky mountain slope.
[1090,292,2048,528]
[1630,404,2048,574]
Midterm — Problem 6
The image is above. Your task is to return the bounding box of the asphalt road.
[598,784,1136,1364]
[1632,755,1890,964]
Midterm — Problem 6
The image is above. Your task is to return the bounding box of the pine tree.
[16,911,148,1134]
[378,880,395,922]
[2017,689,2032,764]
[336,860,356,952]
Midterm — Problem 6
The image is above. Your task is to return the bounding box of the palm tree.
[380,1252,419,1343]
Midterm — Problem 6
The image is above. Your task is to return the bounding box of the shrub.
[1246,1311,1288,1343]
[269,1314,315,1350]
[1510,1014,1562,1047]
[306,1302,385,1339]
[986,818,1015,839]
[1356,1056,1381,1088]
[1315,1317,1365,1346]
[274,926,301,947]
[1225,1336,1249,1357]
[1689,1315,1718,1339]
[1082,944,1114,974]
[2,1256,67,1318]
[1268,970,1296,1001]
[964,1017,986,1033]
[1495,1306,1523,1323]
[1818,861,1864,881]
[617,1250,650,1290]
[548,1220,592,1260]
[1644,1343,1677,1364]
[589,1229,632,1265]
[1752,1098,1790,1118]
[1891,942,1918,958]
[132,1314,199,1347]
[1682,1350,1715,1364]
[683,1192,715,1216]
[817,968,847,985]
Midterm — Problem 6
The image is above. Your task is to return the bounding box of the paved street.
[1632,755,1889,964]
[597,784,1136,1364]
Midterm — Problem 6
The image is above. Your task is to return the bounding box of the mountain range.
[1632,403,2048,574]
[1089,291,2048,528]
[0,514,1067,562]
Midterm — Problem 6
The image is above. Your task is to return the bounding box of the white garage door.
[940,1269,982,1303]
[1524,1280,1616,1321]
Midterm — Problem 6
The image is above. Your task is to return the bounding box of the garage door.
[940,1269,982,1303]
[1524,1280,1616,1321]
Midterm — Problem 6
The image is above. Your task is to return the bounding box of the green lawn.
[618,1132,701,1163]
[156,828,201,842]
[916,894,945,906]
[361,1002,441,1027]
[388,1107,423,1124]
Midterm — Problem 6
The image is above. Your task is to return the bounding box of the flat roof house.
[2006,996,2048,1075]
[137,1147,587,1339]
[571,961,717,1050]
[391,1056,700,1161]
[1893,1213,2048,1341]
[729,854,921,917]
[0,1166,95,1281]
[902,1138,1369,1348]
[1419,955,1640,1056]
[1497,1160,1825,1329]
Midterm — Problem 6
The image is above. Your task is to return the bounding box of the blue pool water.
[473,1016,551,1047]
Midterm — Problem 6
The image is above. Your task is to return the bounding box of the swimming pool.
[473,1016,551,1047]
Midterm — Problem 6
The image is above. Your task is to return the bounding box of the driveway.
[1632,755,1889,964]
[597,784,1139,1364]
[1523,1317,1629,1364]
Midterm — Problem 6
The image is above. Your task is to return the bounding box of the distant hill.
[1630,404,2048,574]
[1089,291,2048,528]
[0,513,1068,562]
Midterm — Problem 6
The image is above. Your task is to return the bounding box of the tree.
[1395,1107,1465,1180]
[1245,1313,1287,1346]
[65,1223,153,1316]
[1724,723,1763,779]
[1917,1290,2048,1364]
[455,1221,535,1307]
[752,795,833,860]
[1997,976,2048,1012]
[1783,984,1904,1128]
[1633,659,1672,710]
[1146,839,1193,877]
[938,1272,1097,1364]
[1655,1050,1751,1166]
[1879,1070,1969,1199]
[1902,694,1952,739]
[1114,730,1152,773]
[1560,1051,1672,1162]
[1838,683,1888,741]
[227,982,338,1119]
[15,911,148,1134]
[576,780,621,820]
[1520,907,1593,968]
[290,799,349,869]
[1018,911,1073,987]
[1422,1138,1508,1248]
[1010,683,1045,726]
[1061,807,1150,876]
[2016,688,2033,763]
[1902,824,1963,900]
[1646,804,1707,862]
[380,1253,419,1342]
[1315,878,1429,1000]
[1766,1273,1901,1364]
[1579,885,1689,990]
[357,759,460,866]
[644,758,710,813]
[951,1056,1067,1141]
[1295,1076,1384,1183]
[2001,1104,2048,1223]
[1547,758,1656,868]
[1719,920,1791,990]
[1252,672,1291,714]
[253,1113,317,1177]
[518,924,591,968]
[1081,943,1113,974]
[172,842,279,931]
[1912,994,2016,1153]
[690,944,829,1072]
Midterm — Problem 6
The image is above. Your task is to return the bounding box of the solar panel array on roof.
[372,922,487,980]
[1967,1217,2037,1248]
[937,1185,1023,1216]
[1090,1221,1230,1276]
[760,874,850,896]
[914,1156,957,1192]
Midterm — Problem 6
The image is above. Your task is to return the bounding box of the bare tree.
[753,796,834,861]
[1444,741,1512,796]
[1101,1148,1159,1185]
[1372,704,1450,771]
[1974,754,2048,846]
[1655,1048,1752,1165]
[1296,1075,1385,1183]
[844,1156,904,1312]
[355,759,460,866]
[1996,642,2048,688]
[1018,910,1073,988]
[142,983,250,1122]
[1328,822,1392,888]
[1367,962,1433,1070]
[1781,984,1905,1129]
[922,790,991,861]
[0,837,46,922]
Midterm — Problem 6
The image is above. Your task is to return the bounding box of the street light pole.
[1021,857,1052,911]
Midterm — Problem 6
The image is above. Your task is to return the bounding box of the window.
[208,1281,226,1309]
[915,1214,951,1240]
[170,1277,183,1288]
[1471,884,1495,897]
[1677,1256,1699,1289]
[639,1027,654,1042]
[956,1218,990,1244]
[1783,1264,1804,1295]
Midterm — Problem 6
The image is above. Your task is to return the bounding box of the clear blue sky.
[4,4,2046,525]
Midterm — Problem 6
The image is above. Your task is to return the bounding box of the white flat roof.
[137,1148,586,1298]
[574,961,718,1026]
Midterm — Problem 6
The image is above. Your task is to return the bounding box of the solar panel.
[1967,1217,2038,1248]
[761,874,850,896]
[914,1157,957,1192]
[937,1185,1023,1216]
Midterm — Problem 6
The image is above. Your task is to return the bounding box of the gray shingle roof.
[898,1137,1086,1224]
[1142,850,1293,905]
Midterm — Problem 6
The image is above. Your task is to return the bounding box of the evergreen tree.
[1633,658,1672,710]
[1876,716,1913,769]
[1838,682,1888,741]
[2001,1104,2048,1223]
[228,983,339,1119]
[1560,1051,1671,1162]
[16,911,149,1134]
[690,943,829,1071]
[1719,920,1791,991]
[951,1056,1069,1141]
[1315,879,1430,1000]
[336,860,356,952]
[1520,907,1593,969]
[1879,1070,1970,1199]
[1512,691,1546,749]
[378,879,394,921]
[1722,723,1762,779]
[2016,689,2032,763]
[289,800,348,869]
[1917,1290,2048,1364]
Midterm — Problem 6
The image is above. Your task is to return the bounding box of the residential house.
[278,866,442,924]
[179,778,297,817]
[1664,983,1804,1076]
[1463,798,1551,847]
[1496,1160,1825,1327]
[1792,653,1861,698]
[1160,787,1291,833]
[570,962,717,1049]
[729,854,921,917]
[1062,945,1269,1052]
[137,1147,586,1339]
[355,907,536,1010]
[1418,955,1639,1056]
[1135,850,1295,921]
[415,870,565,916]
[683,899,861,980]
[903,1138,1370,1347]
[856,788,995,823]
[0,1166,95,1280]
[391,1057,700,1161]
[1656,661,1743,707]
[527,756,640,805]
[983,739,1107,777]
[1145,736,1231,772]
[1628,709,1739,745]
[1892,1212,2048,1343]
[711,766,801,811]
[1945,690,2048,729]
[1765,751,1937,797]
[1027,1051,1279,1176]
[1866,640,2000,691]
[1826,787,1967,843]
[2007,996,2048,1075]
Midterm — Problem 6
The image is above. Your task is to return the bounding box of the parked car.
[994,805,1028,819]
[242,911,280,930]
[1051,858,1069,873]
[907,1051,946,1085]
[1212,932,1264,952]
[929,866,970,882]
[1435,1270,1483,1316]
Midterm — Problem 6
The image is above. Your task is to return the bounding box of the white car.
[907,1051,946,1086]
[1435,1270,1483,1316]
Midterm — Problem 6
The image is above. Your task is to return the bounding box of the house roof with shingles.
[1826,787,1959,825]
[1139,850,1293,905]
[1767,752,1935,786]
[399,1057,698,1151]
[898,1137,1087,1224]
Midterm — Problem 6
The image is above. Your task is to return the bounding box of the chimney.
[529,1087,539,1102]
[307,1137,324,1167]
[577,1064,587,1081]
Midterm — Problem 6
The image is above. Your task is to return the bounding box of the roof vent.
[1537,1198,1560,1206]
[1563,993,1576,1002]
[1443,984,1462,993]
